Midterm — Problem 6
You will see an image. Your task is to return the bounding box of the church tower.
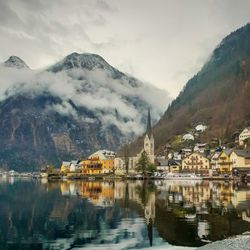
[144,109,155,164]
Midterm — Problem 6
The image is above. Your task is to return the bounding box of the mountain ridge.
[0,52,168,170]
[3,56,29,69]
[125,23,250,155]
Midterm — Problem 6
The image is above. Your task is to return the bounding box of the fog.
[0,65,170,135]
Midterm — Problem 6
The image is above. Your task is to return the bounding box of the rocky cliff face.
[0,53,168,170]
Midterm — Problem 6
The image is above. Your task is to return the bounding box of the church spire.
[146,108,152,138]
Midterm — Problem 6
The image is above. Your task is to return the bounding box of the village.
[44,110,250,181]
[1,111,249,181]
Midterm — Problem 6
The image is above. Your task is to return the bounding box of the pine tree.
[136,151,155,177]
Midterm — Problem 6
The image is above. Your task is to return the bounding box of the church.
[114,109,155,175]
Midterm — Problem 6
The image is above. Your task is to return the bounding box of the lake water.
[0,178,249,250]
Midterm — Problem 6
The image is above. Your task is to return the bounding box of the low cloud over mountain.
[0,52,170,170]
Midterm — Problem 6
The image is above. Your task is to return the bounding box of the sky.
[0,0,250,98]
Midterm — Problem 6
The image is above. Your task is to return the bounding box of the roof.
[168,159,181,166]
[146,109,152,138]
[224,149,232,156]
[240,127,250,133]
[89,150,116,160]
[62,161,71,166]
[182,151,208,160]
[156,159,169,166]
[232,150,250,158]
[156,158,180,166]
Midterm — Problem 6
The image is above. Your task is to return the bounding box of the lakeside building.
[181,152,210,175]
[114,109,155,175]
[79,157,103,175]
[239,127,250,145]
[230,149,250,174]
[156,158,181,173]
[217,149,232,174]
[61,161,71,174]
[61,161,81,174]
[211,152,220,172]
[88,150,115,174]
[60,150,115,175]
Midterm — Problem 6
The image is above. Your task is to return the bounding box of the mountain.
[3,56,30,69]
[0,53,168,171]
[126,23,250,154]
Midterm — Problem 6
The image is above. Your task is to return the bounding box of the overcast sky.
[0,0,250,98]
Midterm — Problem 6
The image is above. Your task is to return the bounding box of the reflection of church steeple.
[147,218,153,247]
[146,109,152,138]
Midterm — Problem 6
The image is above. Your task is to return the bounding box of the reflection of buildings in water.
[242,211,250,222]
[48,199,76,230]
[197,220,210,239]
[231,190,250,207]
[60,181,114,207]
[114,181,156,224]
[212,182,233,207]
[114,181,156,247]
[59,181,156,247]
[70,183,77,196]
[41,178,48,185]
[144,193,155,224]
[231,189,250,223]
[182,182,211,206]
[156,181,250,215]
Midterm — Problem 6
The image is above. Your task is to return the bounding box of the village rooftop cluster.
[47,111,250,181]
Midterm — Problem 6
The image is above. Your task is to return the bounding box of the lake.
[0,178,249,250]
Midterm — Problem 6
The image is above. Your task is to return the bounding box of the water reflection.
[0,177,249,249]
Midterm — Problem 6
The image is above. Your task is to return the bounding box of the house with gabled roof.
[230,149,250,173]
[217,149,232,174]
[239,127,250,145]
[182,152,210,175]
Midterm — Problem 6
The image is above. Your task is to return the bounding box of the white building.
[239,127,250,145]
[195,124,207,132]
[193,143,207,154]
[182,133,194,141]
[211,152,220,171]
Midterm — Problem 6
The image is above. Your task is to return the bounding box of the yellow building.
[60,161,71,173]
[101,159,114,173]
[60,181,114,207]
[169,161,181,173]
[79,156,115,175]
[88,150,115,174]
[217,149,232,174]
[182,152,210,175]
[230,149,250,172]
[78,181,114,207]
[80,157,103,175]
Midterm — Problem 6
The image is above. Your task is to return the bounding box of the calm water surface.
[0,178,250,250]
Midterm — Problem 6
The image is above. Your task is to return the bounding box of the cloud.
[0,0,114,67]
[1,0,250,99]
[0,65,171,136]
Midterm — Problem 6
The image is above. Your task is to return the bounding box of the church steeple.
[146,108,152,138]
[143,108,155,164]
